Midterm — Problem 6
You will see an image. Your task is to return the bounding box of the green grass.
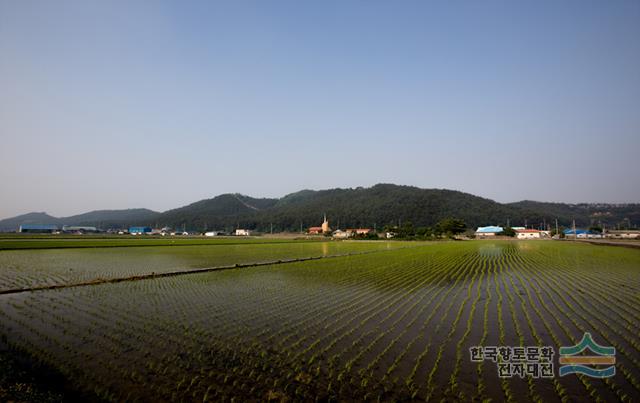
[0,235,321,250]
[0,240,420,291]
[0,241,638,401]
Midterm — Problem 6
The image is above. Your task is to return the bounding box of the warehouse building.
[18,224,59,233]
[475,226,504,237]
[129,226,152,235]
[563,229,602,239]
[62,225,98,233]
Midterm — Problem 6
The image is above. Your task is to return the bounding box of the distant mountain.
[158,194,278,230]
[506,200,640,229]
[144,184,640,232]
[63,209,160,227]
[0,209,159,231]
[0,212,62,230]
[2,184,638,232]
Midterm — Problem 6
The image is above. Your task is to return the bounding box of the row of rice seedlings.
[317,259,436,371]
[363,251,472,382]
[335,257,462,378]
[443,254,487,400]
[393,252,476,397]
[0,298,122,400]
[534,246,639,318]
[516,253,612,401]
[491,251,516,402]
[211,255,400,344]
[284,256,435,365]
[505,251,564,402]
[546,254,640,341]
[267,253,428,354]
[505,252,571,401]
[0,240,393,292]
[526,255,640,397]
[424,253,483,400]
[496,252,542,402]
[473,256,493,401]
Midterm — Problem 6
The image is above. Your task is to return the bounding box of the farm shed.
[18,224,59,233]
[475,226,504,237]
[515,229,541,239]
[129,226,152,234]
[606,230,640,239]
[62,225,98,233]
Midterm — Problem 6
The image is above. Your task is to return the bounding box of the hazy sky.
[1,1,639,219]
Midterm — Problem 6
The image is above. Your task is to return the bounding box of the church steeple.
[322,214,330,233]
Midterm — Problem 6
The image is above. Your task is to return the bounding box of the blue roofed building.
[129,226,152,235]
[563,229,602,239]
[475,226,504,237]
[18,224,59,233]
[563,229,588,236]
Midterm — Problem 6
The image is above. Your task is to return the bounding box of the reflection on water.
[322,242,329,256]
[478,242,520,257]
[478,243,504,257]
[515,241,542,252]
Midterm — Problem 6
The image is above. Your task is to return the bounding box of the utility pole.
[555,219,558,236]
[270,223,273,235]
[507,218,510,228]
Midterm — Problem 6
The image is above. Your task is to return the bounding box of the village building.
[563,229,603,239]
[235,229,250,236]
[332,228,374,239]
[332,229,350,239]
[475,226,503,237]
[606,230,640,239]
[308,226,324,235]
[515,229,541,239]
[309,215,331,235]
[346,228,373,236]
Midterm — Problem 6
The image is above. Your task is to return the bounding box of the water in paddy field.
[0,240,639,401]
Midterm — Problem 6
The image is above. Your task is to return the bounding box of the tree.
[435,218,466,236]
[588,226,603,234]
[501,227,516,237]
[397,221,416,238]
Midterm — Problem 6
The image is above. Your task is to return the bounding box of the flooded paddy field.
[0,240,639,401]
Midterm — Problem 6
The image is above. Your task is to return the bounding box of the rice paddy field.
[0,239,639,402]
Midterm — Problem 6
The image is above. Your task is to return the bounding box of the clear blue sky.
[1,0,639,219]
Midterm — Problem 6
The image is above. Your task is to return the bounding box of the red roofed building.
[308,214,331,235]
[308,227,324,235]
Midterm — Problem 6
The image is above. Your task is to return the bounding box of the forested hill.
[2,185,638,232]
[143,184,640,232]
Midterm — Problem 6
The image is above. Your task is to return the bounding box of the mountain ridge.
[1,184,638,231]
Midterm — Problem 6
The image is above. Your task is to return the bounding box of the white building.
[235,229,251,236]
[332,230,350,239]
[606,230,640,239]
[515,229,541,239]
